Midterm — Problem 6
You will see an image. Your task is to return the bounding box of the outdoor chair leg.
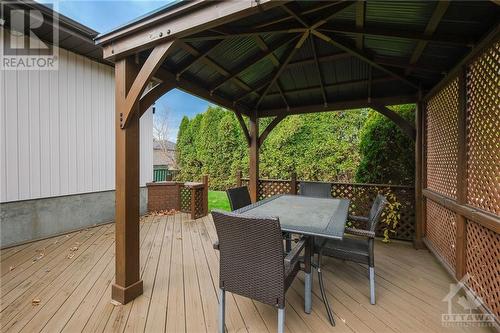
[219,288,225,333]
[369,266,375,305]
[317,253,335,326]
[277,307,285,333]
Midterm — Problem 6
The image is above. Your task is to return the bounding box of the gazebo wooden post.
[113,56,143,304]
[112,40,176,304]
[249,112,259,202]
[414,98,425,249]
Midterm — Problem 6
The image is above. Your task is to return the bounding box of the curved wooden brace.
[258,114,286,146]
[234,110,251,146]
[138,82,175,117]
[371,105,416,140]
[121,40,176,128]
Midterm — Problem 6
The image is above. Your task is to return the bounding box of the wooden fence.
[238,172,415,242]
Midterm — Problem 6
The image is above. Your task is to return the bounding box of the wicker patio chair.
[299,181,332,198]
[316,194,388,318]
[226,186,251,211]
[212,210,306,333]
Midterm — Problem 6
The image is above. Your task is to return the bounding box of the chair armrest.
[345,227,375,238]
[349,215,369,223]
[213,241,219,250]
[284,238,306,265]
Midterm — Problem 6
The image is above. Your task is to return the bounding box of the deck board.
[0,213,493,333]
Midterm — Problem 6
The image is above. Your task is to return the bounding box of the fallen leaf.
[67,253,75,259]
[70,246,79,251]
[9,266,14,271]
[32,298,41,306]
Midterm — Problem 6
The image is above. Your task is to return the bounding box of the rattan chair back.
[299,181,331,198]
[367,194,388,231]
[226,186,252,211]
[212,210,287,307]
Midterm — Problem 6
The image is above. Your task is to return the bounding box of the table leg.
[304,236,313,314]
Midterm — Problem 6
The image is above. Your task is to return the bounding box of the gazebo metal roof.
[96,1,499,117]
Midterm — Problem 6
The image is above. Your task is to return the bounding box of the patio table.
[235,194,350,315]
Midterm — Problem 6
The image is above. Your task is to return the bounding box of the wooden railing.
[237,172,415,241]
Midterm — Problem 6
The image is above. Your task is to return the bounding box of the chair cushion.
[315,237,370,265]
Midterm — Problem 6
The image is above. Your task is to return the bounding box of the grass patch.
[208,190,231,212]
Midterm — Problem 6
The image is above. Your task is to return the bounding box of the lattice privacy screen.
[466,42,500,215]
[425,199,457,271]
[466,221,500,317]
[424,41,499,319]
[425,77,459,199]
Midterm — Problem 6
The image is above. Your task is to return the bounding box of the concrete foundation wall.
[0,187,148,248]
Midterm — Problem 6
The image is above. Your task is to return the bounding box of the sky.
[41,0,212,142]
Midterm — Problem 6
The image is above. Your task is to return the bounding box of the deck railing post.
[202,175,209,215]
[290,172,297,195]
[236,170,242,187]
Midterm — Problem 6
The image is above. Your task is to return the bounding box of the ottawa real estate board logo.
[0,1,59,70]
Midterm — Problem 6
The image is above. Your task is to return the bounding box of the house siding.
[0,44,153,203]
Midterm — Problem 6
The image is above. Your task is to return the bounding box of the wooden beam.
[371,105,416,140]
[253,35,290,108]
[258,115,286,146]
[422,189,500,234]
[139,81,175,117]
[234,110,251,146]
[373,55,445,74]
[275,82,290,110]
[248,112,259,203]
[178,41,253,93]
[287,52,352,68]
[255,31,309,109]
[355,1,366,50]
[424,23,500,102]
[312,30,420,89]
[176,40,223,79]
[318,26,472,47]
[210,36,297,93]
[113,57,143,304]
[310,36,327,106]
[121,40,175,128]
[182,28,306,42]
[266,77,396,98]
[258,94,417,117]
[253,1,343,30]
[234,52,353,104]
[96,0,283,59]
[280,3,309,27]
[310,2,356,30]
[154,66,251,116]
[406,1,450,74]
[414,99,425,249]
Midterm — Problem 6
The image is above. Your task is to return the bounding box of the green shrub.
[355,105,415,185]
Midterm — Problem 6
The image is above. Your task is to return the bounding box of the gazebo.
[94,0,499,321]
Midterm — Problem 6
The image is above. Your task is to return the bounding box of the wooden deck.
[0,213,492,333]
